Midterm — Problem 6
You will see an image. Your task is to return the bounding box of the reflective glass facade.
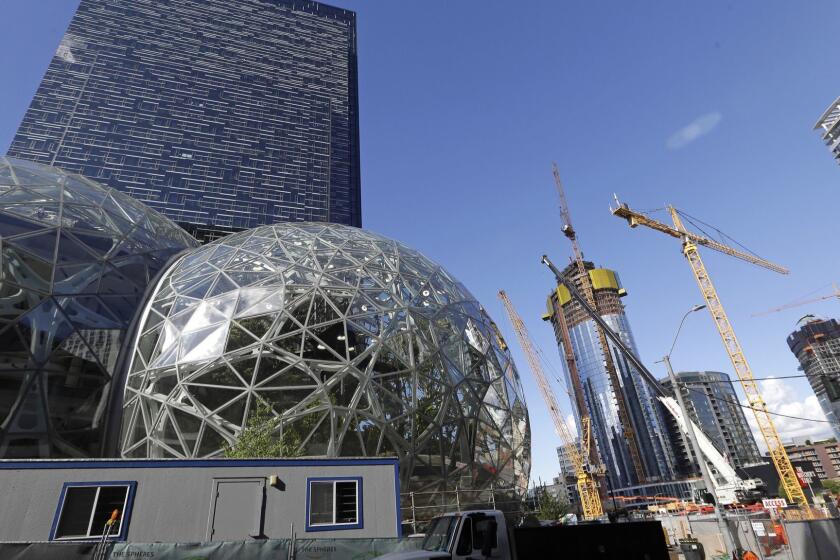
[545,263,676,490]
[119,223,530,505]
[661,371,761,476]
[0,157,197,458]
[8,0,361,242]
[788,318,840,441]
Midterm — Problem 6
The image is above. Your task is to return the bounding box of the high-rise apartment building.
[783,440,840,481]
[787,317,840,441]
[556,443,577,479]
[660,371,761,477]
[8,0,361,242]
[543,261,676,490]
[814,96,840,165]
[555,443,579,507]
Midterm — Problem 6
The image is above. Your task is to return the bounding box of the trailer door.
[207,478,265,541]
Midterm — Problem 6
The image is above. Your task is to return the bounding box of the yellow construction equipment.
[610,198,808,507]
[498,290,604,520]
[752,283,840,317]
[552,164,646,483]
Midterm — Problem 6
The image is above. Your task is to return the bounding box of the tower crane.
[752,283,840,317]
[609,198,808,507]
[541,255,765,506]
[551,164,646,483]
[498,290,604,520]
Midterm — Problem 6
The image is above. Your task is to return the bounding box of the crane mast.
[552,164,646,483]
[547,296,598,468]
[498,290,604,520]
[611,199,808,508]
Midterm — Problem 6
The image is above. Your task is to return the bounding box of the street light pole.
[663,305,735,557]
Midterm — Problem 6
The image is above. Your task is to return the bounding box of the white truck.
[379,510,669,560]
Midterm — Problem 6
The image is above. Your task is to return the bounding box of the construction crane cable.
[766,283,835,310]
[681,374,809,382]
[788,283,835,301]
[683,385,831,424]
[638,206,668,215]
[533,345,573,398]
[677,209,764,261]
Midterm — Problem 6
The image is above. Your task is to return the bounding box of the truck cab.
[384,511,508,560]
[381,509,669,560]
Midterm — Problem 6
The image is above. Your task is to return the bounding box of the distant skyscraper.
[814,96,840,166]
[543,261,676,490]
[787,317,840,441]
[660,371,761,477]
[8,0,361,242]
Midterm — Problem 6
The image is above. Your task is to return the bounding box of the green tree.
[822,479,840,495]
[534,486,571,522]
[223,401,302,458]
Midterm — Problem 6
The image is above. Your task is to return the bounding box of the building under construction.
[543,260,677,491]
[788,316,840,441]
[814,96,840,165]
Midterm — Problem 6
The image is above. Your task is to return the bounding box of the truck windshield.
[421,516,459,552]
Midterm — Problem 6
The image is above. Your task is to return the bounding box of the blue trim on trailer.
[305,476,364,532]
[49,480,137,542]
[394,463,403,537]
[0,457,398,470]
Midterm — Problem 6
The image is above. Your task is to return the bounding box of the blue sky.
[2,0,840,485]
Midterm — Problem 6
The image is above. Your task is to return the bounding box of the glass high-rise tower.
[660,371,761,477]
[7,0,361,242]
[543,261,676,491]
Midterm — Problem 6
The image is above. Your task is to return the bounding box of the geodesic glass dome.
[0,157,198,458]
[120,223,530,501]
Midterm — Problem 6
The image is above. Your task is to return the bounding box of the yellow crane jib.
[608,196,808,509]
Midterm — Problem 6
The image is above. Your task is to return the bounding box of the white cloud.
[741,378,833,452]
[565,413,579,440]
[666,112,722,150]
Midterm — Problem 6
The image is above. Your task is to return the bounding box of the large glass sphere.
[0,157,198,458]
[120,223,530,502]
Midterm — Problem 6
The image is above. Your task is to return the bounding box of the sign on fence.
[762,498,788,510]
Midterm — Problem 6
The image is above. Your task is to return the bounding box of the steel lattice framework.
[0,157,197,458]
[611,199,808,508]
[120,223,530,501]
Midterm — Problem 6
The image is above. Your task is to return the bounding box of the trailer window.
[51,482,136,541]
[306,477,362,531]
